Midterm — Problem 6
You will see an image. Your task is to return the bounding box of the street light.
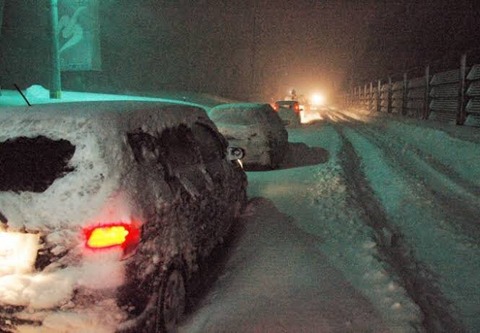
[50,0,61,99]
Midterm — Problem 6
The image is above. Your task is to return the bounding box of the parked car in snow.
[208,103,289,170]
[273,100,303,126]
[0,101,247,333]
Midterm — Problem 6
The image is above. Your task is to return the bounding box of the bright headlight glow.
[311,93,325,105]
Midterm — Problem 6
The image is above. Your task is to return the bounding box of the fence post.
[359,85,362,106]
[360,85,363,106]
[402,72,408,116]
[369,81,374,111]
[457,53,467,125]
[387,77,392,113]
[377,79,381,112]
[364,84,368,109]
[423,65,430,119]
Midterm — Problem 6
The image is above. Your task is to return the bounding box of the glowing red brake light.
[294,103,300,113]
[84,223,140,253]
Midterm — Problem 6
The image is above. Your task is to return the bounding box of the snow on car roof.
[275,100,297,104]
[0,100,212,138]
[210,102,271,111]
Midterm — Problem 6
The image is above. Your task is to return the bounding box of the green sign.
[58,0,101,71]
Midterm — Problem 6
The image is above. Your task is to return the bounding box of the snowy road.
[3,91,478,332]
[179,108,480,333]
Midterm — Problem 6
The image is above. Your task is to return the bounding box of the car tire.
[156,266,186,333]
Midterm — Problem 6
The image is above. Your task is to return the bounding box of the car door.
[157,125,213,253]
[126,130,178,229]
[191,122,240,241]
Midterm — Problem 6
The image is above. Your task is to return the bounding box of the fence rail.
[344,53,480,127]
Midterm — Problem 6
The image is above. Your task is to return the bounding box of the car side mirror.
[227,146,245,161]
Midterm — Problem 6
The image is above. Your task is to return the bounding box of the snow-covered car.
[208,103,289,170]
[273,100,302,126]
[0,101,247,333]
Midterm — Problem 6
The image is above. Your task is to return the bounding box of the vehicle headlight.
[311,93,325,106]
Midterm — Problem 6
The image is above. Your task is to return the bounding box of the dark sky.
[353,0,480,83]
[100,0,377,100]
[1,1,479,101]
[250,1,376,98]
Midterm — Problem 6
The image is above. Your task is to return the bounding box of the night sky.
[1,0,479,101]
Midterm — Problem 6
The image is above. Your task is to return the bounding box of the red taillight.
[272,103,279,112]
[84,223,140,254]
[294,103,300,113]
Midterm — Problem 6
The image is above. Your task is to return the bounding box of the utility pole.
[250,0,257,100]
[50,0,61,99]
[0,0,4,95]
[0,0,4,35]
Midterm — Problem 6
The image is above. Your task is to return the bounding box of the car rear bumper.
[0,256,131,333]
[0,287,127,333]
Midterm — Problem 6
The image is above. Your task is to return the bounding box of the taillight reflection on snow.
[84,223,140,254]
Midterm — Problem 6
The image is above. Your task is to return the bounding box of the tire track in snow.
[332,124,465,333]
[330,112,480,244]
[336,118,480,331]
[337,112,480,198]
[287,124,423,332]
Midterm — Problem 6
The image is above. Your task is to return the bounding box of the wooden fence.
[344,54,480,127]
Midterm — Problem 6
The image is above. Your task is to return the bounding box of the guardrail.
[344,54,480,127]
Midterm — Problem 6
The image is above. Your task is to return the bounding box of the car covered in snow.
[273,100,303,126]
[208,103,289,170]
[0,101,247,333]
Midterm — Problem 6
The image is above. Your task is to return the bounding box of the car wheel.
[156,267,186,333]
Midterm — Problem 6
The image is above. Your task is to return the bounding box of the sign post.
[50,0,62,99]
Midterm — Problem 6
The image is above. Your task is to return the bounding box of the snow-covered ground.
[1,90,480,332]
[180,107,480,332]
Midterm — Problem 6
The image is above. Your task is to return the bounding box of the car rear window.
[0,136,75,193]
[209,108,262,125]
[276,101,297,108]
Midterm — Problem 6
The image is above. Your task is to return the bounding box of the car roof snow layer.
[0,101,211,136]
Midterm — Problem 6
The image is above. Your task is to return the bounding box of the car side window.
[191,123,225,163]
[264,106,284,126]
[254,109,269,124]
[158,125,201,170]
[127,131,158,164]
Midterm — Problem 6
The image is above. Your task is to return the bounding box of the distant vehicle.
[208,103,289,170]
[273,100,303,126]
[0,101,247,333]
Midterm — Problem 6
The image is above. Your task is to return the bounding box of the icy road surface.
[180,108,480,333]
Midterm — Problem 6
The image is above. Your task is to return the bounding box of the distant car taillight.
[294,103,300,113]
[84,223,140,254]
[272,103,279,112]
